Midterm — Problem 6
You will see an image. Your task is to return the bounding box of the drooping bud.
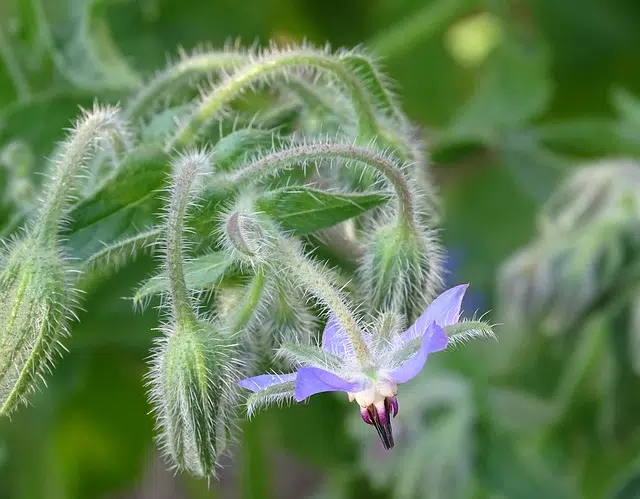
[218,196,271,269]
[0,240,70,416]
[149,149,241,477]
[150,320,240,477]
[360,221,444,322]
[499,160,640,335]
[0,105,128,415]
[224,211,267,262]
[538,159,640,234]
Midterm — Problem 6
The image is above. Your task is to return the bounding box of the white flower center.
[348,378,397,408]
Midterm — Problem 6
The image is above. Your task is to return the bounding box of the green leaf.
[612,88,640,144]
[610,474,640,499]
[500,132,569,203]
[395,413,473,499]
[0,90,97,164]
[133,251,235,305]
[606,459,640,499]
[68,145,170,231]
[256,187,389,235]
[140,104,192,141]
[64,145,170,259]
[212,128,276,172]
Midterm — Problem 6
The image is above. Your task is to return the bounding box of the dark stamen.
[367,402,394,450]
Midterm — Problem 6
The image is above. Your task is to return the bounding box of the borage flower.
[239,284,494,449]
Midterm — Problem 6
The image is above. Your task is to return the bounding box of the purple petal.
[399,284,468,345]
[322,314,354,358]
[239,373,296,392]
[294,367,366,402]
[389,323,448,384]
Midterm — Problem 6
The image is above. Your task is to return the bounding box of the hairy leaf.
[256,187,389,234]
[133,251,235,305]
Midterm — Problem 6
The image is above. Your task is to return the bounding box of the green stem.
[33,108,126,247]
[271,231,370,365]
[369,0,479,59]
[168,49,381,149]
[125,51,249,120]
[165,154,207,329]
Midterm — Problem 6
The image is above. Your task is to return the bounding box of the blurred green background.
[2,0,640,498]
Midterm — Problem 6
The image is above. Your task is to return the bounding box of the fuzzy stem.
[226,142,416,228]
[269,231,370,365]
[165,152,210,329]
[125,50,250,120]
[168,49,381,149]
[33,106,127,246]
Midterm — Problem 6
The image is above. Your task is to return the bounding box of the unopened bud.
[226,211,265,258]
[539,159,640,234]
[360,222,443,321]
[150,320,240,477]
[0,239,70,416]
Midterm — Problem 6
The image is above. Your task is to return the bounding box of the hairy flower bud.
[360,222,443,321]
[224,211,266,261]
[538,159,640,234]
[0,240,70,415]
[150,320,240,477]
[499,160,640,335]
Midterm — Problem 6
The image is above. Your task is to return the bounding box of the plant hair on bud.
[0,240,75,416]
[148,149,243,477]
[217,197,268,267]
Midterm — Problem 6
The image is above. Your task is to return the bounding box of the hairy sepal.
[360,221,444,322]
[0,239,72,416]
[149,320,240,478]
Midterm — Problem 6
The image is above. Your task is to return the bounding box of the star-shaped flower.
[239,284,492,449]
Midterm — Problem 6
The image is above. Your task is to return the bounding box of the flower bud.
[0,239,70,416]
[225,211,266,259]
[360,222,443,321]
[150,320,240,477]
[538,159,640,234]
